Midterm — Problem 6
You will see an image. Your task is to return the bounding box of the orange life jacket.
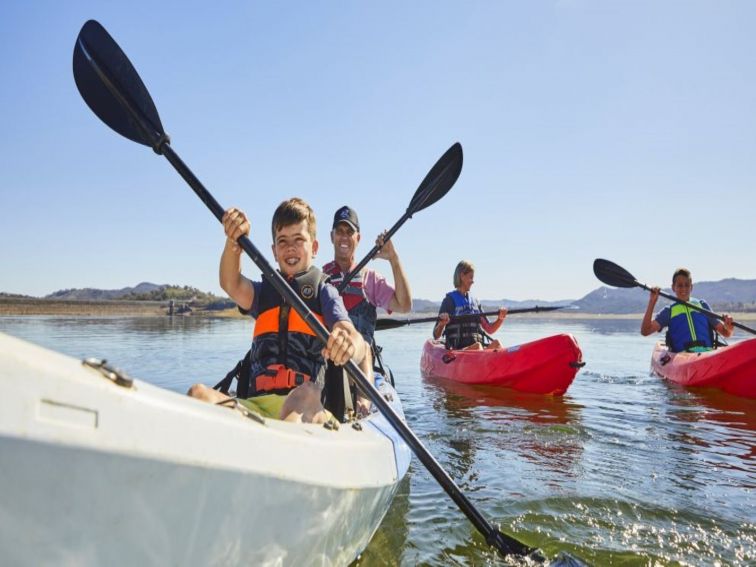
[248,266,327,396]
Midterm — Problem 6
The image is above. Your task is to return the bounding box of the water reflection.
[422,375,585,501]
[667,388,756,468]
[353,476,411,567]
[672,388,756,432]
[426,378,581,425]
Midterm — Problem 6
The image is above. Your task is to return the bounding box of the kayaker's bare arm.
[641,287,662,336]
[716,314,734,338]
[481,307,507,334]
[219,207,255,311]
[434,312,450,340]
[375,232,412,313]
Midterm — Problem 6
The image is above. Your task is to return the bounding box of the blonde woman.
[433,261,507,350]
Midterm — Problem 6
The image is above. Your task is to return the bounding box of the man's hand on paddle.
[374,230,397,262]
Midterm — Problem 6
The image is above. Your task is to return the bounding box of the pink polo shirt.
[362,268,395,313]
[322,260,396,313]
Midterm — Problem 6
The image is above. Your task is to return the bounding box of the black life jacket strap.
[480,329,495,346]
[372,343,395,387]
[213,349,252,397]
[322,361,354,423]
[713,330,728,349]
[212,360,240,394]
[279,303,290,366]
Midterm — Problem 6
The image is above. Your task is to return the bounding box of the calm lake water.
[1,316,754,566]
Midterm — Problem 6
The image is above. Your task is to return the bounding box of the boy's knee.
[281,382,324,422]
[187,383,208,398]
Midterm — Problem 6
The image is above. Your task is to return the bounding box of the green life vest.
[666,298,714,353]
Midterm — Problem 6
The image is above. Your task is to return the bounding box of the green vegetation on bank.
[122,285,221,303]
[122,286,236,311]
[41,283,235,310]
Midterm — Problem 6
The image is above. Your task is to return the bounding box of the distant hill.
[44,283,228,306]
[0,292,33,299]
[571,279,756,314]
[572,286,651,314]
[46,282,165,301]
[687,279,756,309]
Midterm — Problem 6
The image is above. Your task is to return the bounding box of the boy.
[641,267,733,353]
[188,198,369,423]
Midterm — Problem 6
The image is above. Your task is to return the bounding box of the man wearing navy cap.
[323,206,412,413]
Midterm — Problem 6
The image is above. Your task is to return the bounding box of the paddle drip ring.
[152,133,170,155]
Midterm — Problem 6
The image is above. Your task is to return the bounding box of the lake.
[0,315,753,566]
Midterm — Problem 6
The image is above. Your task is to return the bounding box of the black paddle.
[593,258,756,335]
[336,143,462,292]
[376,306,564,331]
[73,20,542,560]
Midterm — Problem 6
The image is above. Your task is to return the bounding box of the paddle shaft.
[159,143,532,557]
[377,306,562,331]
[635,280,756,335]
[428,306,556,324]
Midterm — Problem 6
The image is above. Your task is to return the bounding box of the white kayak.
[0,332,411,566]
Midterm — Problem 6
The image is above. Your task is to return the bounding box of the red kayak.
[420,334,584,395]
[650,339,756,398]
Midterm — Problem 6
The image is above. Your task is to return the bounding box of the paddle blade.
[593,258,638,289]
[73,20,166,149]
[407,142,463,214]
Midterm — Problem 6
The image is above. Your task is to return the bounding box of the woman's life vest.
[443,290,483,349]
[322,261,377,346]
[248,266,328,396]
[666,298,715,353]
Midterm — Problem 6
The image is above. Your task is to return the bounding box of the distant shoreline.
[2,297,755,321]
[0,297,237,318]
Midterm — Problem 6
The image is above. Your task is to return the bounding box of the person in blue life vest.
[433,260,507,350]
[323,205,412,414]
[187,198,369,424]
[640,267,734,353]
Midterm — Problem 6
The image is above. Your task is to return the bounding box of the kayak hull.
[650,339,756,398]
[420,334,583,395]
[0,332,411,567]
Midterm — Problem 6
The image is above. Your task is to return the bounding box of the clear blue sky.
[1,1,754,301]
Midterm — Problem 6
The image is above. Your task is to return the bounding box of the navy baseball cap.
[332,206,360,232]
